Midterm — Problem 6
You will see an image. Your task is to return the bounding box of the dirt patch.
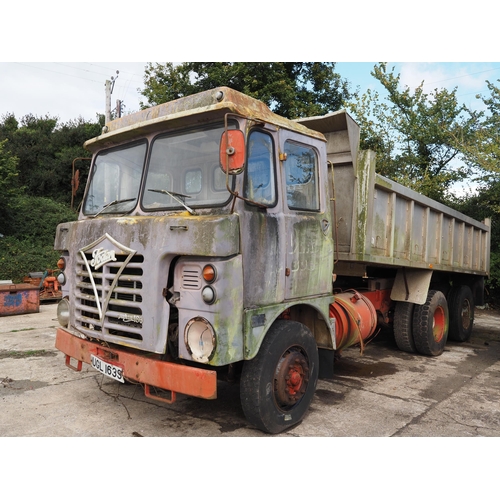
[0,349,57,359]
[1,377,49,394]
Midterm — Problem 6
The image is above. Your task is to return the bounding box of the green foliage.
[2,195,77,240]
[140,62,354,119]
[347,63,477,203]
[457,79,500,176]
[0,195,77,282]
[0,139,22,211]
[0,236,61,283]
[445,80,500,298]
[0,113,101,207]
[0,140,23,238]
[449,180,500,294]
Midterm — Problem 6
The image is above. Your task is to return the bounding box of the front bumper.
[55,328,217,402]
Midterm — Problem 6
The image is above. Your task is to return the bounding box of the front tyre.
[240,320,319,434]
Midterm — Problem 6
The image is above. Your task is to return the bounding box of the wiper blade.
[92,198,136,217]
[148,189,196,215]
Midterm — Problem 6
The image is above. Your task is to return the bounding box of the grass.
[0,349,56,359]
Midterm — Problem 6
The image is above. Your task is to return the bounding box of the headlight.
[184,317,216,363]
[57,298,70,327]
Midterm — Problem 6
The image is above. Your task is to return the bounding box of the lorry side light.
[57,272,66,286]
[202,264,217,283]
[185,317,216,363]
[201,286,216,304]
[57,257,66,270]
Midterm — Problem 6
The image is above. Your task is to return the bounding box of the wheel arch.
[243,299,334,361]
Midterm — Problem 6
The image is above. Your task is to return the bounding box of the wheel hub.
[461,299,472,329]
[274,349,309,409]
[433,306,446,342]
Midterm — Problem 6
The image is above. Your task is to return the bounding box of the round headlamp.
[57,298,70,327]
[184,317,216,363]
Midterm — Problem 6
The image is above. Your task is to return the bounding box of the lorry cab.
[55,87,337,434]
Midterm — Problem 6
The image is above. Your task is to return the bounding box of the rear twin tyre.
[393,290,450,356]
[412,290,449,356]
[393,301,417,353]
[240,320,319,434]
[447,285,474,342]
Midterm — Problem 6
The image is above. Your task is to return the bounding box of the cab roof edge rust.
[84,87,326,152]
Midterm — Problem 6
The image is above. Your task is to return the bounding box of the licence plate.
[90,354,124,383]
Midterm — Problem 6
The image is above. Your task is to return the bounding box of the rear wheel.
[393,301,417,353]
[240,320,318,434]
[448,285,474,342]
[412,290,449,356]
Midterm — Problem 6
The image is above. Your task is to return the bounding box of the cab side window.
[244,130,276,206]
[284,141,319,211]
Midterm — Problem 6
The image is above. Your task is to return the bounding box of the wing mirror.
[220,129,245,175]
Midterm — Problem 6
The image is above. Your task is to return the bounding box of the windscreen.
[83,141,147,216]
[142,123,234,211]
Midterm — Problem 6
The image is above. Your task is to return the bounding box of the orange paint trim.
[55,328,217,400]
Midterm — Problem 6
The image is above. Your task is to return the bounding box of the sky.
[2,2,498,124]
[1,61,499,125]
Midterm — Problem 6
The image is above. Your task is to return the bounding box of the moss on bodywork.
[243,295,334,360]
[354,150,372,261]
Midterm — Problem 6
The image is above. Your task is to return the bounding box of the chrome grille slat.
[75,251,145,343]
[76,303,100,314]
[108,297,143,308]
[102,321,142,334]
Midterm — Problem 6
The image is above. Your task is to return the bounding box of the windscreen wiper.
[92,197,136,217]
[148,189,196,215]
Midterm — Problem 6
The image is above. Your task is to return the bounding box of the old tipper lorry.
[54,87,491,434]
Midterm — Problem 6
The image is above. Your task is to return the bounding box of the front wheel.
[240,320,319,434]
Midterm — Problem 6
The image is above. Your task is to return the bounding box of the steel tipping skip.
[53,87,490,434]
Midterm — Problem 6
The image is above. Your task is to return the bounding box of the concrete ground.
[1,302,499,437]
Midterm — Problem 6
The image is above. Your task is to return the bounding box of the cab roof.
[84,87,326,152]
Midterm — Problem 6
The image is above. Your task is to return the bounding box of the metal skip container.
[0,284,40,316]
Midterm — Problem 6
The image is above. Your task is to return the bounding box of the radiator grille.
[75,252,145,342]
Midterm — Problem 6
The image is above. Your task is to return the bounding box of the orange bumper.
[55,328,217,402]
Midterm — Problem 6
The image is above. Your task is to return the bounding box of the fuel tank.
[330,291,377,351]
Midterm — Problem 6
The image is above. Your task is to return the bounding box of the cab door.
[279,131,334,300]
[239,127,286,307]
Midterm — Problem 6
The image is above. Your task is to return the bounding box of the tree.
[0,139,22,240]
[0,113,100,281]
[0,139,21,214]
[0,113,102,206]
[447,80,500,297]
[348,63,478,202]
[454,79,500,177]
[0,196,77,282]
[140,62,353,119]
